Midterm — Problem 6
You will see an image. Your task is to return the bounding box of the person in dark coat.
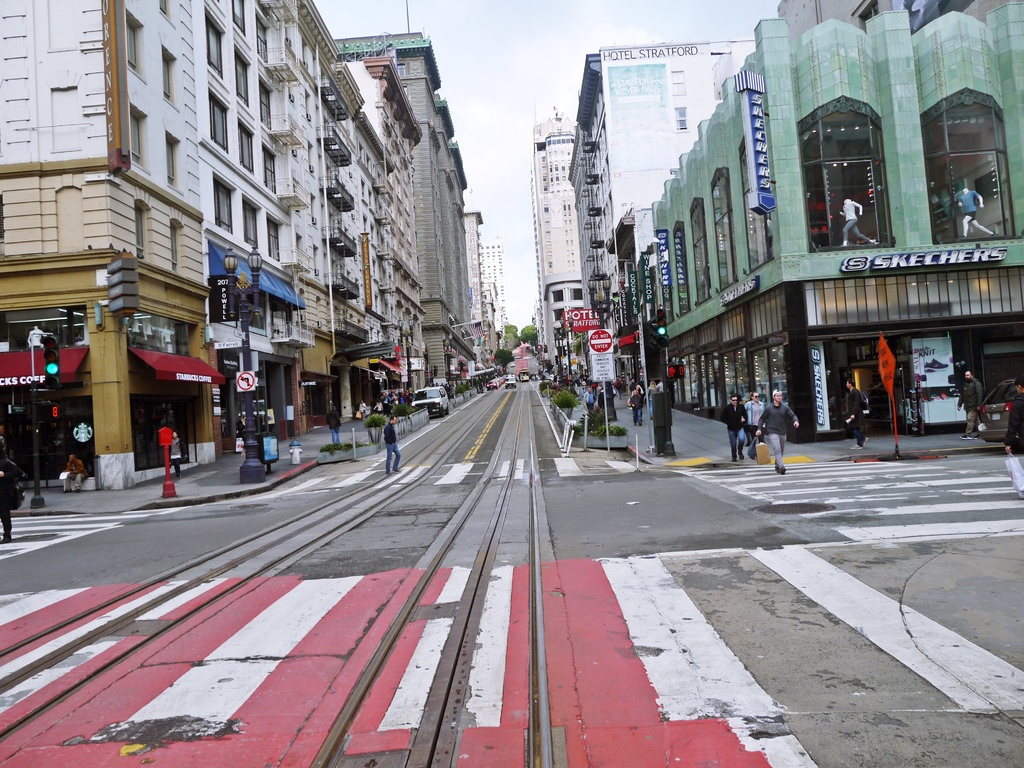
[1003,375,1024,456]
[384,415,401,475]
[0,439,25,543]
[957,370,986,439]
[844,379,867,449]
[720,394,747,461]
[326,408,342,443]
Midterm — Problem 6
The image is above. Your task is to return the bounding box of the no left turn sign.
[236,371,257,392]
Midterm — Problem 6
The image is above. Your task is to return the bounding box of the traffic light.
[648,308,670,348]
[41,333,61,390]
[666,363,685,380]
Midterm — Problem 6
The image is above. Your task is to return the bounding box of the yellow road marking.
[465,394,510,461]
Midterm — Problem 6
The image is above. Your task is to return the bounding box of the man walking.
[844,379,867,449]
[756,390,800,474]
[384,415,401,476]
[957,370,985,439]
[720,395,747,461]
[326,407,342,444]
[744,392,763,459]
[1002,375,1024,455]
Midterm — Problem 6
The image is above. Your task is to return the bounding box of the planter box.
[317,443,381,464]
[571,434,629,450]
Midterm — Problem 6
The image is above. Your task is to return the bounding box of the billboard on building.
[887,0,977,33]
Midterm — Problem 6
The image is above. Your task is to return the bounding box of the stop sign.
[589,329,614,354]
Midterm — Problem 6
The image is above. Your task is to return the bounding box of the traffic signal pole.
[26,328,45,509]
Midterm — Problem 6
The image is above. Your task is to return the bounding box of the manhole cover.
[752,502,834,515]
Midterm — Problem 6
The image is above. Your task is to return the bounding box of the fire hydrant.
[288,440,302,465]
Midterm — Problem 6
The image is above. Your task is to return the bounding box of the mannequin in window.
[955,186,994,237]
[841,198,876,246]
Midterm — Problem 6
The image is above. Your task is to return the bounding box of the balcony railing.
[257,0,297,21]
[585,173,600,185]
[268,113,303,147]
[326,181,355,212]
[319,124,352,166]
[583,140,597,153]
[270,320,314,348]
[332,271,361,300]
[334,319,368,344]
[320,76,348,121]
[274,177,309,209]
[264,46,301,83]
[279,245,313,273]
[588,206,602,217]
[325,224,357,257]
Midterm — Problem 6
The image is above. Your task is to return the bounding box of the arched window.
[800,102,889,250]
[739,141,773,268]
[922,92,1013,243]
[711,168,737,287]
[690,199,711,304]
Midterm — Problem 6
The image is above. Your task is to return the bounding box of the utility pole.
[27,327,45,509]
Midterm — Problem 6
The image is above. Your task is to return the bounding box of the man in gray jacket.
[755,390,800,475]
[956,370,985,439]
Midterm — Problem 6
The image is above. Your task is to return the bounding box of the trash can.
[652,392,676,456]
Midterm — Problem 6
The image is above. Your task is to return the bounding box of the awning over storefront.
[0,346,89,388]
[130,348,226,385]
[376,358,401,374]
[335,340,395,361]
[208,240,306,309]
[473,367,495,377]
[300,370,337,383]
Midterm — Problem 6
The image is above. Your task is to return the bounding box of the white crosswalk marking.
[0,510,182,561]
[497,461,511,479]
[514,459,525,480]
[466,565,514,727]
[394,465,428,485]
[553,458,582,476]
[380,617,453,730]
[435,462,474,485]
[329,469,378,488]
[606,460,634,472]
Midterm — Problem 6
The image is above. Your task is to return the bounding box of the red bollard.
[158,426,177,498]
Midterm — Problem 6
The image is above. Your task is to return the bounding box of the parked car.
[486,378,501,390]
[412,386,450,417]
[977,379,1017,443]
[505,375,517,390]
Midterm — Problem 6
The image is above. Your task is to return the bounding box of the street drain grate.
[752,502,834,515]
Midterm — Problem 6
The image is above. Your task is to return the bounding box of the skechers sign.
[841,247,1007,273]
[735,70,775,215]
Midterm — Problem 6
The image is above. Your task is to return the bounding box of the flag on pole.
[878,333,895,399]
[469,320,483,339]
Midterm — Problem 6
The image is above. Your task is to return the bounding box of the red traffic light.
[666,364,685,379]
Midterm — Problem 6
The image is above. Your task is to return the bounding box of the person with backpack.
[0,438,25,543]
[844,379,867,449]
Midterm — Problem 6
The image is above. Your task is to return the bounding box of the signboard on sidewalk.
[590,351,615,381]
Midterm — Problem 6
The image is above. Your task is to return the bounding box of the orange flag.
[878,333,896,399]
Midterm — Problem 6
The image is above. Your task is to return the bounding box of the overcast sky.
[318,0,780,329]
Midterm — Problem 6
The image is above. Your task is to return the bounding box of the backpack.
[860,389,869,412]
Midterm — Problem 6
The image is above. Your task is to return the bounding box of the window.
[259,84,271,127]
[210,96,228,149]
[711,168,737,287]
[162,50,174,101]
[165,134,178,186]
[922,94,1013,243]
[169,222,180,272]
[130,111,144,166]
[235,54,249,104]
[126,18,140,72]
[159,0,168,13]
[256,20,268,61]
[671,70,686,97]
[238,124,253,171]
[232,0,245,32]
[267,220,280,260]
[243,201,258,246]
[134,204,147,260]
[262,147,276,188]
[213,180,233,230]
[690,199,711,304]
[206,18,223,76]
[552,289,564,303]
[739,141,773,269]
[800,104,889,249]
[675,108,688,131]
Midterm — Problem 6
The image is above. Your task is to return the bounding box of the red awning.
[130,349,226,385]
[376,358,401,374]
[0,346,89,389]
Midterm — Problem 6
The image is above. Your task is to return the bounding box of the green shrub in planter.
[607,425,628,436]
[392,403,413,418]
[319,441,372,453]
[362,413,387,429]
[539,382,549,393]
[551,389,580,410]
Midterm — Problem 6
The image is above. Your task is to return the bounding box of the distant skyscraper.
[480,236,507,329]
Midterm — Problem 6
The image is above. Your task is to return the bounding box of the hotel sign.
[735,70,775,215]
[841,247,1007,273]
[102,0,131,174]
[361,233,372,311]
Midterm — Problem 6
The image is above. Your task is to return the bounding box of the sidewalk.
[609,405,1004,468]
[14,418,370,518]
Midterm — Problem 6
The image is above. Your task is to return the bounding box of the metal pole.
[239,270,264,484]
[28,329,44,509]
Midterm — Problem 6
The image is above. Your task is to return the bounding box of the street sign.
[214,340,243,349]
[590,351,614,381]
[588,329,614,354]
[236,371,257,392]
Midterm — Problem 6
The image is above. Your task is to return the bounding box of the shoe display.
[923,358,949,370]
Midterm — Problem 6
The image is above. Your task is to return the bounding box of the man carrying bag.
[1002,375,1024,497]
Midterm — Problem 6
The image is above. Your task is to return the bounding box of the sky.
[318,0,780,329]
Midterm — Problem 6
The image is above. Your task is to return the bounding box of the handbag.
[14,481,25,510]
[1006,455,1024,499]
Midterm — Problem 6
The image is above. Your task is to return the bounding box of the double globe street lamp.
[223,245,265,484]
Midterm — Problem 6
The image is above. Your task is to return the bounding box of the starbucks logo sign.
[73,422,94,443]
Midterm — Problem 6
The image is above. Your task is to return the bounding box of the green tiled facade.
[651,8,1024,441]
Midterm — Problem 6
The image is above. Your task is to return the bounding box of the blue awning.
[208,241,306,309]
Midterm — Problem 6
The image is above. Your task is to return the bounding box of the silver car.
[412,386,450,417]
[977,379,1017,443]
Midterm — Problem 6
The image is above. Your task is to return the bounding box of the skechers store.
[654,9,1024,441]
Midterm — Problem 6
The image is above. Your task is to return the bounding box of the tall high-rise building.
[479,236,507,331]
[532,113,584,368]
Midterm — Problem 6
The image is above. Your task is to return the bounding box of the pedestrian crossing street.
[684,459,1024,520]
[3,532,1023,766]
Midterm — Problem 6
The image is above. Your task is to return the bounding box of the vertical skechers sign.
[735,70,775,215]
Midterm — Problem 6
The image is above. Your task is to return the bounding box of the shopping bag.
[235,437,244,453]
[755,440,771,465]
[1006,455,1024,499]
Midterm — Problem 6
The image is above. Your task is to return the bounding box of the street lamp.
[442,332,451,385]
[27,326,45,509]
[224,245,265,484]
[401,321,412,390]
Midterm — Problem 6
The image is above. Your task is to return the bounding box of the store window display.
[711,169,738,288]
[800,105,890,250]
[923,95,1013,243]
